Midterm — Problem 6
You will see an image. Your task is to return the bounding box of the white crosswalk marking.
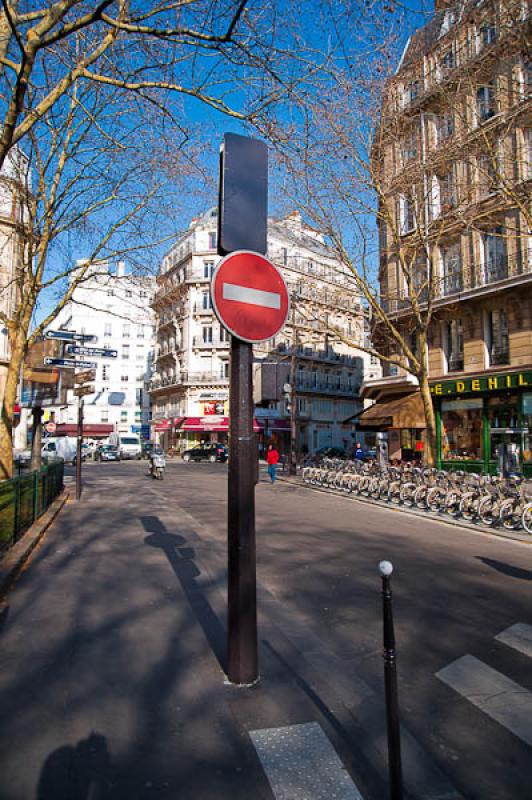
[495,623,532,658]
[249,721,365,799]
[436,654,532,747]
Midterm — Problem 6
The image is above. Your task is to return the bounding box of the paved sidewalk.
[0,468,465,800]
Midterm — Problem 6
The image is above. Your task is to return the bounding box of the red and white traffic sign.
[45,422,56,434]
[211,251,289,343]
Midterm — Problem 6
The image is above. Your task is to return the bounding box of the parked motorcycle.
[150,451,166,480]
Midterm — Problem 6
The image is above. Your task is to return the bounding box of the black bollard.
[379,560,403,800]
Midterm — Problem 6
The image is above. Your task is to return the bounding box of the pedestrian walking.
[354,442,364,461]
[266,444,280,484]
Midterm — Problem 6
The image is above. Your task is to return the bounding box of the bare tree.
[274,0,530,466]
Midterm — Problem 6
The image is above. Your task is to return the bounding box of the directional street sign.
[74,369,96,384]
[45,330,97,342]
[66,345,117,358]
[44,357,97,369]
[73,384,95,397]
[211,250,289,343]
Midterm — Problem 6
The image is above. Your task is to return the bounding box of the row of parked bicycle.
[300,459,532,533]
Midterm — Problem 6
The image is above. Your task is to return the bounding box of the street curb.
[277,475,532,545]
[0,488,69,599]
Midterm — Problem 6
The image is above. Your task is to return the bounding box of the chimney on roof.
[116,261,126,277]
[434,0,454,10]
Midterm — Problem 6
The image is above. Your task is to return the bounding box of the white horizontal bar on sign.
[222,282,281,310]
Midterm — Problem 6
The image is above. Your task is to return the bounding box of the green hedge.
[0,460,64,551]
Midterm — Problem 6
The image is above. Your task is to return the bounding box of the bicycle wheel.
[414,485,428,510]
[478,495,499,527]
[499,498,520,530]
[460,492,478,522]
[427,486,444,513]
[522,503,532,534]
[445,489,462,518]
[400,482,416,507]
[388,481,401,504]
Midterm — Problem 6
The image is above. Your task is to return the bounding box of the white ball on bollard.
[379,560,394,577]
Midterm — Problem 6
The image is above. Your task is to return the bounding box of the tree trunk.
[31,407,43,472]
[0,333,25,481]
[419,374,437,468]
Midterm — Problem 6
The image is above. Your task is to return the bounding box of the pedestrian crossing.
[436,623,532,749]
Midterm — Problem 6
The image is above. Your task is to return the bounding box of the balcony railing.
[275,344,361,367]
[489,347,510,366]
[382,248,531,312]
[297,379,359,396]
[149,371,229,391]
[192,337,230,348]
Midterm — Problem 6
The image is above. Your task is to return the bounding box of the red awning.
[180,416,260,432]
[54,423,113,437]
[154,419,171,431]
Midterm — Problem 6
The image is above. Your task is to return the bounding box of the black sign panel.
[218,133,268,257]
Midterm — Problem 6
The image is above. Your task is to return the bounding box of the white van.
[118,435,142,460]
[42,436,77,463]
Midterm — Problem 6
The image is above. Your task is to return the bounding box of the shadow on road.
[477,556,532,581]
[36,732,113,800]
[141,515,227,673]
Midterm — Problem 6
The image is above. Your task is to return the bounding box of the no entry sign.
[211,250,289,343]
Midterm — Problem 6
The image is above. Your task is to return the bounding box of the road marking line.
[495,623,532,658]
[249,721,364,799]
[436,654,532,747]
[222,282,281,309]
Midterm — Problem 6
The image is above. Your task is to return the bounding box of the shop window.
[441,398,483,461]
[486,309,509,366]
[445,319,464,372]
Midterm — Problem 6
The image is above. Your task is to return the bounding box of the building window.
[481,228,507,283]
[140,290,147,298]
[436,112,454,143]
[107,289,114,296]
[440,169,457,209]
[137,325,144,338]
[445,319,464,372]
[122,324,130,338]
[208,231,217,250]
[203,261,214,278]
[440,47,456,75]
[121,374,129,382]
[202,326,212,344]
[121,410,128,422]
[122,345,130,359]
[398,192,416,234]
[476,83,497,124]
[478,152,498,196]
[221,361,229,378]
[125,289,132,297]
[101,410,109,423]
[487,309,509,366]
[219,326,229,343]
[102,365,109,381]
[402,79,420,106]
[441,242,462,294]
[281,247,288,265]
[202,291,211,310]
[479,22,497,48]
[522,128,532,180]
[401,132,417,163]
[104,323,112,337]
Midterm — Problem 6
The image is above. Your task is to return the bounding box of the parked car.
[95,444,121,462]
[42,437,78,463]
[117,435,142,460]
[182,443,228,463]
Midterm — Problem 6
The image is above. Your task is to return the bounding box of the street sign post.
[66,345,117,358]
[74,369,96,384]
[44,357,97,369]
[45,330,97,342]
[211,251,289,343]
[73,384,95,397]
[216,135,274,687]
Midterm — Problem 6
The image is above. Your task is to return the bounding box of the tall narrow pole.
[227,337,258,684]
[76,396,83,501]
[289,300,297,474]
[379,560,403,800]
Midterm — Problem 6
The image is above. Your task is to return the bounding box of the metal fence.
[0,460,64,551]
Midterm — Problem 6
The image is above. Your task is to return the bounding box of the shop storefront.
[353,392,426,462]
[431,369,532,477]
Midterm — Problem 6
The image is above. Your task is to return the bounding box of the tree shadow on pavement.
[141,515,227,673]
[36,732,113,800]
[476,556,532,581]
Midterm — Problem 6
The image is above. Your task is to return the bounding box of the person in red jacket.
[266,444,280,484]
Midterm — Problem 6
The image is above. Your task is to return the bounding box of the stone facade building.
[150,209,380,455]
[364,0,531,472]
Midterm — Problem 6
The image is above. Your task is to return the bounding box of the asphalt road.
[1,459,531,800]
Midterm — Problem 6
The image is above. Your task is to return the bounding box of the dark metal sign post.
[379,560,403,800]
[76,396,83,501]
[217,133,268,685]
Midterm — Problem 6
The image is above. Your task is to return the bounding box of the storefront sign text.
[431,371,532,397]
